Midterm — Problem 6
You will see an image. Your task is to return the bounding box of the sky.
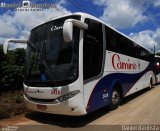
[0,0,160,52]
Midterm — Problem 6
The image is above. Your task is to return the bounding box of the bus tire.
[109,88,121,110]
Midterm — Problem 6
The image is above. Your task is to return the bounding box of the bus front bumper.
[23,93,87,116]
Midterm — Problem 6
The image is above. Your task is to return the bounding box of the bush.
[0,45,25,92]
[15,95,24,104]
[0,91,28,120]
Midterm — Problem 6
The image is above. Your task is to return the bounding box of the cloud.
[93,0,148,29]
[0,4,70,49]
[92,0,160,52]
[92,0,107,6]
[151,0,160,7]
[129,28,160,52]
[0,12,18,37]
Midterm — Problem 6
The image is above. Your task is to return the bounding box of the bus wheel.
[109,88,121,110]
[149,78,153,90]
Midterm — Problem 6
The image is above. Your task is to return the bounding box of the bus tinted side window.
[105,26,135,57]
[83,18,103,81]
[105,26,153,61]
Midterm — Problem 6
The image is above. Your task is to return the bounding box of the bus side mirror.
[63,20,73,43]
[63,19,88,42]
[3,39,28,54]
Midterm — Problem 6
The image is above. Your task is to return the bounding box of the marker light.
[57,90,80,102]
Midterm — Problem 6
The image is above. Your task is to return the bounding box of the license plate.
[37,104,47,110]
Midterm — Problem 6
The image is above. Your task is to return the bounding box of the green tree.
[0,46,25,92]
[0,45,5,93]
[0,45,5,61]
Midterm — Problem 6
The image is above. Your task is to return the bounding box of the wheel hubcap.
[112,91,120,105]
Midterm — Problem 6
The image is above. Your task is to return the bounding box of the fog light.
[71,108,75,111]
[71,107,78,112]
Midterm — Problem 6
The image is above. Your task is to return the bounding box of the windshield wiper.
[27,41,38,80]
[40,39,60,86]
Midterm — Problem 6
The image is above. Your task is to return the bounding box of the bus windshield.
[24,16,80,87]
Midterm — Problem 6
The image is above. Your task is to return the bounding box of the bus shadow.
[25,86,156,127]
[25,107,111,127]
[120,86,155,105]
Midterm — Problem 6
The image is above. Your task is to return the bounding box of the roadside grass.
[0,90,29,120]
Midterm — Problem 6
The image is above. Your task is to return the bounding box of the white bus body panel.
[156,74,160,83]
[24,78,87,116]
[84,50,155,108]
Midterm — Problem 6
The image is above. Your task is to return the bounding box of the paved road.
[1,85,160,131]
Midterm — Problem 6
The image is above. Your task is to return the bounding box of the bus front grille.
[29,97,59,104]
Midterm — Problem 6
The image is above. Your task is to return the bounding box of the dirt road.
[1,85,160,130]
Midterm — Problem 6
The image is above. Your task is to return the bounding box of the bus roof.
[31,12,153,54]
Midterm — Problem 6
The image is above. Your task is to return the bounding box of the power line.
[55,5,66,15]
[70,0,89,13]
[52,0,90,16]
[68,0,85,12]
[51,0,66,15]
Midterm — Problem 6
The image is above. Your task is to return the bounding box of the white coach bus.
[3,12,156,116]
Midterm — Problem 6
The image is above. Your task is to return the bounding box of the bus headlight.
[57,90,80,102]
